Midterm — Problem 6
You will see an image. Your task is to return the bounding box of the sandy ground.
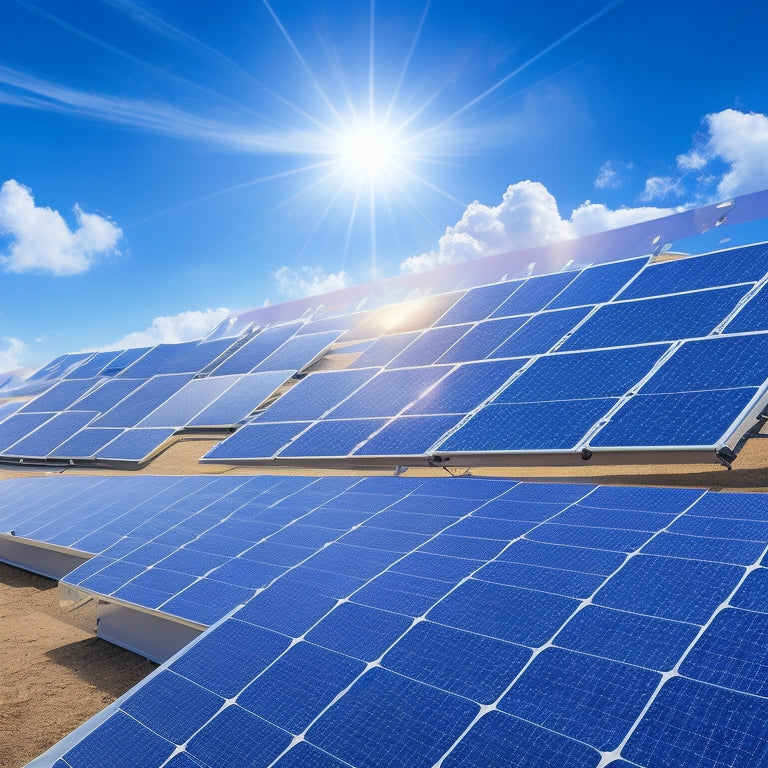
[1,435,767,767]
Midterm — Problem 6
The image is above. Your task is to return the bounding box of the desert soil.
[2,434,768,767]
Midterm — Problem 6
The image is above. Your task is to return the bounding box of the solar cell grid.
[18,378,99,413]
[211,323,302,376]
[436,316,529,363]
[2,410,99,457]
[434,280,524,326]
[547,256,646,309]
[251,329,341,373]
[488,306,591,358]
[347,331,420,368]
[490,270,577,317]
[3,476,767,767]
[386,324,471,368]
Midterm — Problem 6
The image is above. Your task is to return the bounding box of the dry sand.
[2,435,767,767]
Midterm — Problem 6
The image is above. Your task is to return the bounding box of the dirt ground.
[1,435,767,767]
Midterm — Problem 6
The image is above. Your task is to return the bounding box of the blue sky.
[1,0,767,372]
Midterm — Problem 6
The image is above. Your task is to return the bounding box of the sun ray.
[408,0,626,144]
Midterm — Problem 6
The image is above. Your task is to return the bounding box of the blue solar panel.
[202,421,310,460]
[353,414,463,456]
[348,332,420,368]
[136,376,236,428]
[276,418,387,458]
[489,306,591,358]
[4,476,767,767]
[0,412,53,452]
[547,257,646,309]
[66,377,146,413]
[490,271,578,317]
[590,388,758,447]
[386,324,471,368]
[617,243,768,300]
[18,378,98,413]
[97,428,176,462]
[405,359,523,415]
[92,374,194,427]
[64,349,123,379]
[642,332,768,392]
[250,330,340,373]
[120,338,234,377]
[2,410,99,457]
[186,371,291,427]
[436,316,529,363]
[726,282,768,332]
[257,368,377,423]
[434,280,524,326]
[438,398,616,452]
[211,323,302,375]
[327,366,451,419]
[560,286,750,351]
[496,344,669,402]
[99,346,151,376]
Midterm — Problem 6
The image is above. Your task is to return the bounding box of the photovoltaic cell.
[0,412,54,453]
[202,421,311,460]
[97,428,177,462]
[134,376,235,428]
[100,346,151,376]
[67,378,146,413]
[64,349,123,379]
[277,418,387,458]
[353,414,464,456]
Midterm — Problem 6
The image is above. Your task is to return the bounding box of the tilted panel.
[434,280,524,326]
[2,410,99,457]
[211,323,302,376]
[436,316,530,364]
[490,270,578,317]
[19,477,765,768]
[251,330,341,373]
[386,324,472,368]
[547,257,647,309]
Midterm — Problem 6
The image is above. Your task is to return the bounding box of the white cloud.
[105,307,230,349]
[0,336,25,371]
[272,266,353,300]
[400,181,675,273]
[641,175,684,202]
[594,161,619,189]
[705,110,768,197]
[0,180,122,275]
[676,150,707,171]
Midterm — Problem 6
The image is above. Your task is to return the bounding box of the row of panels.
[2,474,766,767]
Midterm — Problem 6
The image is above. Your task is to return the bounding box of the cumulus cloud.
[0,180,122,275]
[0,336,25,371]
[272,265,353,300]
[400,181,675,273]
[674,110,768,198]
[105,307,230,349]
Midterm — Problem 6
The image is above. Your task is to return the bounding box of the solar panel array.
[203,243,768,466]
[1,474,766,768]
[0,325,342,466]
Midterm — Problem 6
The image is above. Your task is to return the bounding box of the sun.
[336,124,400,183]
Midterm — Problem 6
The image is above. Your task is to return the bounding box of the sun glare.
[338,125,398,181]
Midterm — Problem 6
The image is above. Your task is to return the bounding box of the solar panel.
[348,332,420,368]
[2,410,99,457]
[488,306,590,358]
[251,330,341,373]
[91,374,194,428]
[66,377,147,413]
[436,316,529,363]
[136,376,237,428]
[256,368,378,423]
[47,427,125,458]
[386,325,472,368]
[277,418,388,458]
[99,346,151,376]
[725,282,768,332]
[490,270,578,317]
[434,280,524,326]
[17,378,98,413]
[560,286,750,351]
[119,338,235,378]
[616,242,768,300]
[0,412,54,452]
[96,428,177,462]
[547,257,646,309]
[63,349,123,379]
[186,371,293,427]
[211,324,302,376]
[8,475,765,768]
